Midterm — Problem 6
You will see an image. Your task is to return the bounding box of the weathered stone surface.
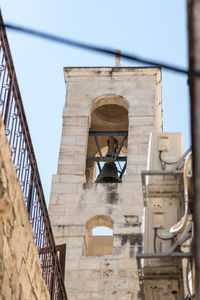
[49,67,162,299]
[0,117,50,300]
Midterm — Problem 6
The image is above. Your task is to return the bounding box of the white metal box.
[148,132,183,172]
[143,206,178,274]
[145,133,184,200]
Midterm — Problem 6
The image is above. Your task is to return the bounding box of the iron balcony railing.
[0,11,67,300]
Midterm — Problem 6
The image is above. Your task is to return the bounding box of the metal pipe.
[187,0,200,297]
[137,252,193,258]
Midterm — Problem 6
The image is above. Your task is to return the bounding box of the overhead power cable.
[1,22,200,77]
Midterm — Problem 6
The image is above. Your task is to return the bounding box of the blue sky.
[1,1,190,204]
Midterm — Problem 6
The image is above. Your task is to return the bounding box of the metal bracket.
[141,170,184,206]
[136,251,193,300]
[168,222,192,254]
[172,146,192,171]
[87,131,128,175]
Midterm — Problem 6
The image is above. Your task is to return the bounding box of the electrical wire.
[154,229,157,253]
[1,22,200,77]
[154,228,175,254]
[159,151,178,170]
[155,228,175,241]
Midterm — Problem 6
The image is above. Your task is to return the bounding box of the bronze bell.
[95,162,121,183]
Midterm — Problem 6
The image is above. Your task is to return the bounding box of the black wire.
[1,22,200,77]
[155,228,175,241]
[154,228,175,254]
[154,229,157,253]
[159,151,178,169]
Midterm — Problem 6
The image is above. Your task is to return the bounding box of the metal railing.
[0,11,67,300]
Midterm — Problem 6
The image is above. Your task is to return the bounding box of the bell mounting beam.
[119,162,127,179]
[114,133,128,160]
[87,131,128,163]
[89,131,128,136]
[93,134,103,161]
[97,161,101,173]
[87,130,128,180]
[87,156,127,162]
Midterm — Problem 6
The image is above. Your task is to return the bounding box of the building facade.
[49,66,162,300]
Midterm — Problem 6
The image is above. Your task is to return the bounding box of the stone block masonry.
[0,117,50,300]
[49,67,162,299]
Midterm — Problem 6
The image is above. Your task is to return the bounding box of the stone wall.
[0,117,50,300]
[49,67,162,299]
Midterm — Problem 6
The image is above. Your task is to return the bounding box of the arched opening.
[92,226,113,236]
[86,94,129,183]
[83,215,114,256]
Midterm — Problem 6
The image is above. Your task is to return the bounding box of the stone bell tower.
[49,64,162,299]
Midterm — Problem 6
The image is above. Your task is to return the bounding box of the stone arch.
[90,94,129,129]
[83,215,114,256]
[91,93,129,113]
[86,215,113,231]
[76,203,125,228]
[86,94,129,183]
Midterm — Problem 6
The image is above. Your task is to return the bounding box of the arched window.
[83,215,114,255]
[93,226,113,236]
[86,95,129,183]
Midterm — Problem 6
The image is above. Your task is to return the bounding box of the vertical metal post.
[187,0,200,297]
[3,69,14,126]
[27,169,34,216]
[50,254,56,299]
[56,244,66,280]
